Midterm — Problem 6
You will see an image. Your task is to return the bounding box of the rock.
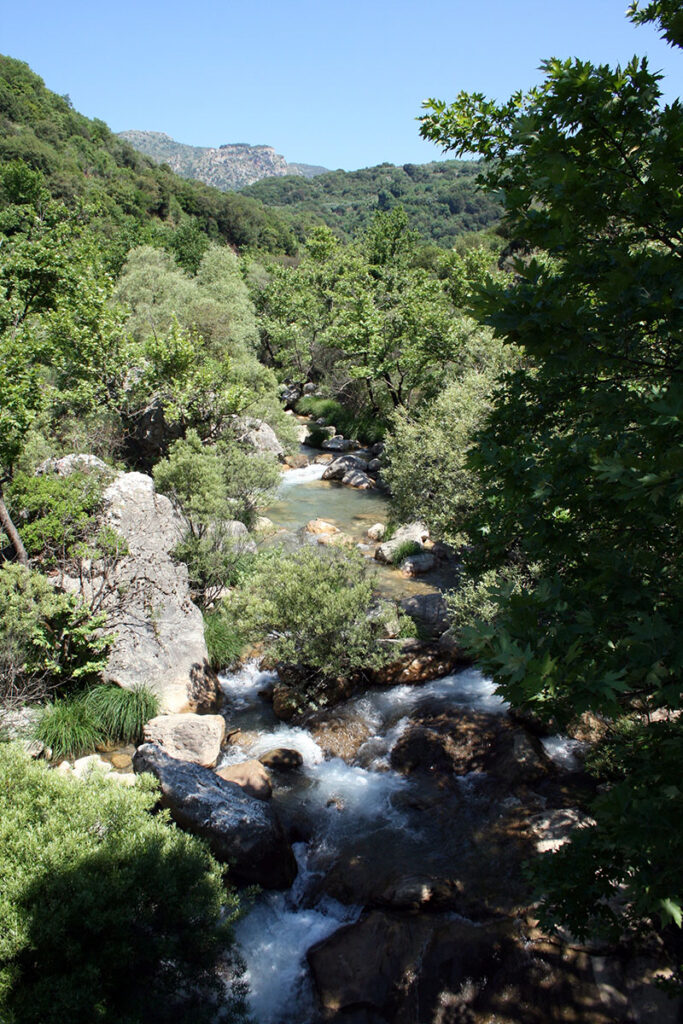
[309,714,372,761]
[367,523,386,541]
[143,713,226,767]
[284,453,309,469]
[370,442,385,457]
[73,754,112,778]
[280,384,302,408]
[133,744,297,888]
[529,807,595,853]
[399,593,450,634]
[234,417,284,458]
[370,638,466,687]
[110,752,133,770]
[56,761,73,775]
[254,515,277,535]
[305,518,339,536]
[295,423,310,443]
[366,458,382,474]
[303,382,317,394]
[21,739,45,759]
[215,519,257,554]
[375,522,430,564]
[216,759,272,800]
[258,748,304,771]
[322,455,367,480]
[313,452,335,464]
[97,472,219,714]
[399,552,436,576]
[322,435,356,452]
[36,453,111,477]
[341,469,374,490]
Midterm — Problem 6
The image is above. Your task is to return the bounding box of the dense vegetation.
[241,159,503,246]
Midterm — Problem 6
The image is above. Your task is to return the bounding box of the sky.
[2,0,681,171]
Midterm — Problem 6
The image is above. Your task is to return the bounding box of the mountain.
[240,160,504,248]
[118,131,328,191]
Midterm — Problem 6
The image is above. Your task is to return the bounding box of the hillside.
[0,57,298,261]
[240,160,503,247]
[119,130,328,190]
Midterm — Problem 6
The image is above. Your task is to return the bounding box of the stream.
[218,450,582,1024]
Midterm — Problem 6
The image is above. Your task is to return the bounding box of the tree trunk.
[0,486,28,566]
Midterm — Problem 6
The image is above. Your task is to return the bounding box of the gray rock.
[133,743,297,888]
[214,519,257,555]
[367,523,386,541]
[97,472,218,714]
[399,552,436,575]
[366,458,382,474]
[303,382,317,394]
[36,453,111,477]
[280,384,302,408]
[322,455,367,481]
[322,435,356,452]
[143,713,226,767]
[375,522,430,564]
[234,417,284,459]
[341,469,374,490]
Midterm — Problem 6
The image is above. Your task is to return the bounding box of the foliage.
[241,159,502,247]
[0,565,110,710]
[221,546,393,684]
[154,429,279,530]
[32,695,103,759]
[174,532,254,610]
[84,684,160,745]
[420,3,683,954]
[203,612,244,671]
[7,469,107,565]
[296,395,385,444]
[389,540,422,565]
[0,744,244,1024]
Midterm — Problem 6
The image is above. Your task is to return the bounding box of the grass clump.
[204,613,244,671]
[390,540,422,565]
[84,684,159,744]
[34,696,102,760]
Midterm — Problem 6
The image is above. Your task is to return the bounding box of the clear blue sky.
[3,0,681,170]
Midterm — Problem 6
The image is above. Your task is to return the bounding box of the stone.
[399,552,436,576]
[370,638,466,687]
[375,522,430,564]
[73,754,112,778]
[143,713,226,767]
[96,471,218,714]
[35,453,111,477]
[305,518,339,536]
[258,748,304,771]
[366,458,382,474]
[254,516,277,535]
[309,714,372,762]
[295,423,310,443]
[322,435,356,452]
[21,739,45,759]
[303,382,317,394]
[367,523,386,541]
[216,759,272,800]
[110,752,133,770]
[214,519,257,555]
[322,454,367,480]
[280,384,302,408]
[341,469,374,490]
[133,743,297,888]
[284,453,309,469]
[234,416,284,458]
[529,807,595,853]
[399,593,450,634]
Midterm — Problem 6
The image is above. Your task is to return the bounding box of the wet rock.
[367,523,386,541]
[313,452,335,464]
[390,707,553,786]
[284,453,309,469]
[216,758,272,800]
[322,454,367,480]
[399,552,436,576]
[133,743,297,888]
[341,469,374,490]
[143,713,226,767]
[309,714,372,761]
[370,639,466,687]
[258,748,304,771]
[375,522,430,564]
[366,458,382,474]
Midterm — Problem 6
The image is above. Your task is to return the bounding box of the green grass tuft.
[204,613,244,670]
[390,540,423,565]
[85,684,159,745]
[35,696,103,760]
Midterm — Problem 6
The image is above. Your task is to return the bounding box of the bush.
[0,745,245,1024]
[84,684,159,745]
[296,395,385,444]
[0,565,110,711]
[389,540,422,565]
[203,613,244,671]
[7,469,107,565]
[173,532,254,609]
[222,546,393,686]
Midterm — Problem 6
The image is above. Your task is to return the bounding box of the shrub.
[7,469,107,565]
[203,613,244,671]
[0,745,245,1024]
[297,395,385,444]
[84,684,159,745]
[173,532,254,609]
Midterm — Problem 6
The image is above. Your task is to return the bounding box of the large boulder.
[322,454,368,480]
[133,744,297,888]
[375,523,430,564]
[234,416,284,459]
[143,713,225,767]
[341,469,374,490]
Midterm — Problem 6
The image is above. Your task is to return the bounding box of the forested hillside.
[241,159,503,245]
[0,56,298,263]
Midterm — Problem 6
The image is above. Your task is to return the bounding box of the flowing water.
[220,453,581,1023]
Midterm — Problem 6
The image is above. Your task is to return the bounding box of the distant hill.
[118,131,328,191]
[0,58,299,261]
[240,161,503,248]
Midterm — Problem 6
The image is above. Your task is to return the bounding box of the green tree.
[421,2,683,952]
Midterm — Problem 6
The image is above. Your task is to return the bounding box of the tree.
[420,2,683,952]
